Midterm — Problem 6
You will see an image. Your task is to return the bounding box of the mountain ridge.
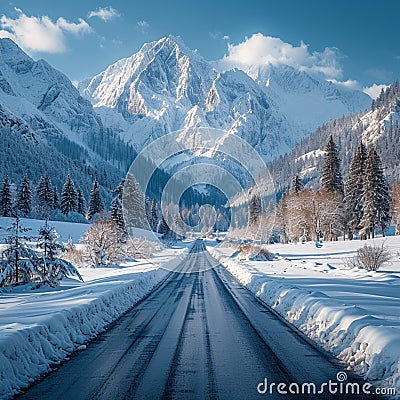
[79,36,371,162]
[268,81,400,193]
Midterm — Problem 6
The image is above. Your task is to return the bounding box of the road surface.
[18,240,373,399]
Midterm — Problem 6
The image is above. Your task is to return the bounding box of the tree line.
[0,173,105,221]
[271,135,396,243]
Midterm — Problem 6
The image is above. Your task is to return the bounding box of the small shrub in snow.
[237,244,275,261]
[125,237,163,259]
[346,243,391,271]
[63,248,86,266]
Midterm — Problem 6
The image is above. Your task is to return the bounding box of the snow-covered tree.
[320,135,343,194]
[1,216,32,285]
[36,174,54,218]
[148,200,159,231]
[37,220,64,261]
[289,175,303,194]
[360,146,391,238]
[315,189,344,241]
[122,173,147,230]
[81,215,125,266]
[111,179,125,231]
[344,142,367,239]
[0,176,13,217]
[391,182,400,234]
[60,174,77,215]
[172,214,185,239]
[157,217,170,237]
[76,187,86,216]
[248,193,262,227]
[275,188,344,243]
[86,178,104,221]
[17,175,32,217]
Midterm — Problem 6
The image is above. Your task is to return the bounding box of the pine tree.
[36,174,54,218]
[76,187,86,216]
[360,146,391,238]
[0,176,13,217]
[248,193,262,226]
[87,178,104,220]
[53,190,59,210]
[289,175,303,194]
[344,142,367,238]
[2,215,32,284]
[111,179,125,231]
[37,220,64,261]
[157,217,170,236]
[60,174,77,215]
[122,172,146,229]
[320,135,343,194]
[149,200,159,231]
[17,175,32,217]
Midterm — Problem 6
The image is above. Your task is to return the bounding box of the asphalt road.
[17,240,374,399]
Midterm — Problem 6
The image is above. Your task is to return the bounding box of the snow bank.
[0,266,169,399]
[209,245,400,391]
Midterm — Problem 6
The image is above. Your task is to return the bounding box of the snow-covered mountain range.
[0,35,376,199]
[269,82,400,191]
[79,36,371,162]
[0,38,134,200]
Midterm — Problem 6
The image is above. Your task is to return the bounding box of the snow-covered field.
[0,217,88,244]
[0,217,190,399]
[208,236,400,391]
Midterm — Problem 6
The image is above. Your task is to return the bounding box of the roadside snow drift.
[208,237,400,391]
[0,260,170,399]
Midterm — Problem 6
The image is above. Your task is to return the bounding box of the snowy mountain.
[0,38,134,201]
[269,81,400,192]
[80,36,371,162]
[0,35,373,200]
[247,63,370,135]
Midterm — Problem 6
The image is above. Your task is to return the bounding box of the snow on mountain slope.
[0,38,129,201]
[0,38,101,138]
[248,63,371,134]
[355,107,400,146]
[268,82,400,190]
[80,36,371,163]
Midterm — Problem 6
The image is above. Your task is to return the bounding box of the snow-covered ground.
[0,217,88,244]
[208,236,400,392]
[0,216,191,399]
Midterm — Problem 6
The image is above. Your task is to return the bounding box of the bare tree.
[345,243,391,271]
[391,182,400,235]
[81,214,125,266]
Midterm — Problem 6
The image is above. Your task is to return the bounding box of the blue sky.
[1,0,399,97]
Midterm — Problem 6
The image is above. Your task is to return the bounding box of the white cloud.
[328,79,361,90]
[88,7,120,22]
[0,8,91,54]
[209,32,230,41]
[363,83,389,99]
[137,20,150,32]
[218,33,343,80]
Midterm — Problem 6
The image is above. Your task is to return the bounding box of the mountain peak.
[0,38,32,65]
[137,35,203,64]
